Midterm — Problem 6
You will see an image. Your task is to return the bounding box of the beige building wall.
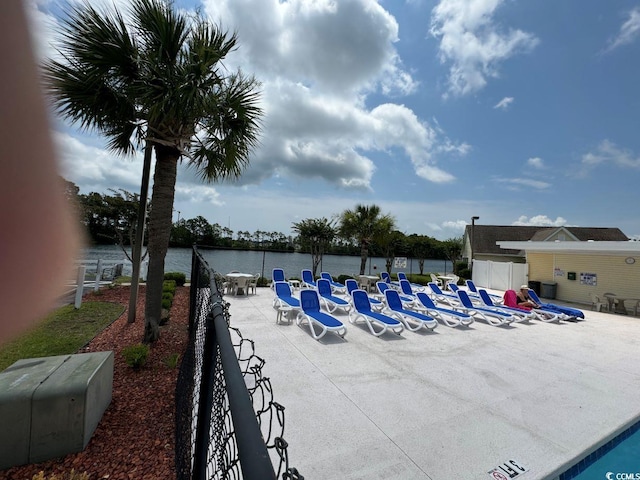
[527,252,640,305]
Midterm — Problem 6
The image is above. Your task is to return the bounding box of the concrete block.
[0,351,113,470]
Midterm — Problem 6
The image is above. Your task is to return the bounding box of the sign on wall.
[580,272,597,286]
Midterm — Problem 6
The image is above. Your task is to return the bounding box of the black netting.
[175,247,302,480]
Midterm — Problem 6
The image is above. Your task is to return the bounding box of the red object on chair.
[503,290,531,311]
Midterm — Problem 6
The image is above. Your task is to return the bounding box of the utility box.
[0,351,113,470]
[541,282,557,300]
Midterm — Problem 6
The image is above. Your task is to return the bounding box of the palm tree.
[43,0,262,342]
[338,205,395,275]
[292,218,336,276]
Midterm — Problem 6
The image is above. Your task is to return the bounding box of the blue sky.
[29,0,640,240]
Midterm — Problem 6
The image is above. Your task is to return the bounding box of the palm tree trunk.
[359,244,368,275]
[143,145,179,343]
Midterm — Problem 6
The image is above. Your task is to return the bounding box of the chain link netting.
[175,247,302,480]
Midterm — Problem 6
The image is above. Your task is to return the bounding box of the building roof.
[466,225,629,256]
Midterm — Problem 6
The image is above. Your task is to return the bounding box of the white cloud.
[527,157,544,169]
[493,97,514,110]
[512,215,568,227]
[493,177,551,190]
[429,0,539,97]
[442,220,468,232]
[605,7,640,52]
[581,140,640,175]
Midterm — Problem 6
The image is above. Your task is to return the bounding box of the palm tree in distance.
[44,0,262,342]
[338,204,395,275]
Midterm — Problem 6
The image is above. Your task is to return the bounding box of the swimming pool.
[559,419,640,479]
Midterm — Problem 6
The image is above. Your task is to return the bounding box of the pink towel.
[503,290,531,311]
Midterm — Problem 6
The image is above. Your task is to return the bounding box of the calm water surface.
[82,245,452,279]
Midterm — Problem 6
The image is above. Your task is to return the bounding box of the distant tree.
[338,204,395,275]
[380,230,408,273]
[292,217,336,276]
[408,234,437,274]
[442,236,463,266]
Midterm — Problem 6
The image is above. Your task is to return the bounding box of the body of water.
[82,245,453,280]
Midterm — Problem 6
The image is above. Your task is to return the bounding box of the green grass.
[0,302,125,371]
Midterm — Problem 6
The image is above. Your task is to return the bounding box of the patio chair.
[384,290,438,332]
[301,269,317,289]
[430,273,443,287]
[296,289,347,340]
[345,279,384,311]
[247,274,259,295]
[349,289,404,337]
[590,293,607,312]
[454,290,514,326]
[320,272,346,294]
[272,281,301,324]
[414,292,474,327]
[317,279,352,314]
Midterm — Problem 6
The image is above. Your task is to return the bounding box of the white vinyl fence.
[472,260,528,292]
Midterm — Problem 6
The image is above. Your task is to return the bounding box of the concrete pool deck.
[224,288,640,480]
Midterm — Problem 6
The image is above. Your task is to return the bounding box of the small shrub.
[121,343,149,369]
[163,353,180,368]
[163,279,177,292]
[162,291,174,303]
[161,298,172,310]
[257,276,269,287]
[458,268,471,281]
[164,272,186,286]
[337,274,354,284]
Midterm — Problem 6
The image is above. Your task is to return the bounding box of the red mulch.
[1,285,189,480]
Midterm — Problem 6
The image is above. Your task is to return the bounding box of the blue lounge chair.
[399,279,421,299]
[465,279,503,304]
[272,281,300,324]
[477,289,535,323]
[380,271,400,289]
[301,269,317,289]
[376,281,415,307]
[345,279,384,311]
[454,290,514,326]
[427,282,460,307]
[384,290,438,332]
[271,268,291,291]
[527,289,584,320]
[320,272,346,293]
[297,289,347,340]
[317,279,352,314]
[414,292,474,327]
[397,272,426,292]
[349,289,404,337]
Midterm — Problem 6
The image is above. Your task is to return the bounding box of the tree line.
[67,180,464,276]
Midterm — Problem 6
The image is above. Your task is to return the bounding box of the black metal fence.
[175,246,303,480]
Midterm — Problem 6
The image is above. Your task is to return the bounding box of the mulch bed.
[1,285,190,480]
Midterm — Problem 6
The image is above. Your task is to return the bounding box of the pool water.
[560,420,640,479]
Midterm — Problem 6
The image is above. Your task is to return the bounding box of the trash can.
[541,281,557,299]
[528,281,541,296]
